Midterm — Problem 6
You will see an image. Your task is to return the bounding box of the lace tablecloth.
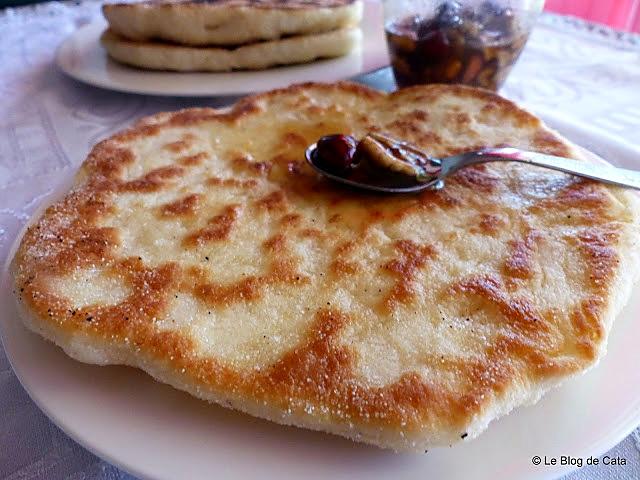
[1,2,640,479]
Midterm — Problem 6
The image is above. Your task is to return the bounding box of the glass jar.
[383,0,544,91]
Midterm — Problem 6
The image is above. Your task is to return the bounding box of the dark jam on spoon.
[311,133,442,189]
[314,134,358,174]
[386,1,529,90]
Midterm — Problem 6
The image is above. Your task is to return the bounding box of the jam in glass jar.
[384,0,543,90]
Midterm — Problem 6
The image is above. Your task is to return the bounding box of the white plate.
[56,0,389,97]
[2,139,640,480]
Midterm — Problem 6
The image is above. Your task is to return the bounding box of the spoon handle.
[446,147,640,191]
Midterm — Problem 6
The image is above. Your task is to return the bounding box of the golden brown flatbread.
[12,82,640,451]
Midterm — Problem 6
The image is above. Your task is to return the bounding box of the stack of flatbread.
[101,0,363,71]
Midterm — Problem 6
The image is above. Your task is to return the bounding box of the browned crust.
[11,81,634,448]
[103,0,357,12]
[381,240,436,312]
[159,193,201,217]
[183,204,241,246]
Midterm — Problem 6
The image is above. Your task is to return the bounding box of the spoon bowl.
[305,136,640,193]
[305,143,444,193]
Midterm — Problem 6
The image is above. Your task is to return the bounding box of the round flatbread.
[12,83,640,451]
[102,0,363,46]
[100,28,361,71]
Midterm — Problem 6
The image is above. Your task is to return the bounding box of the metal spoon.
[305,136,640,194]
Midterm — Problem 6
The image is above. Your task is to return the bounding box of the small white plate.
[2,144,640,480]
[56,0,389,97]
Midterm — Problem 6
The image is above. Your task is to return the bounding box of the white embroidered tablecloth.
[1,2,640,479]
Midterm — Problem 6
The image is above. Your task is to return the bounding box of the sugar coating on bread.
[12,82,640,451]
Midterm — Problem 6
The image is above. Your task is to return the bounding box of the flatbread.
[100,28,360,71]
[12,82,640,451]
[102,0,363,46]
